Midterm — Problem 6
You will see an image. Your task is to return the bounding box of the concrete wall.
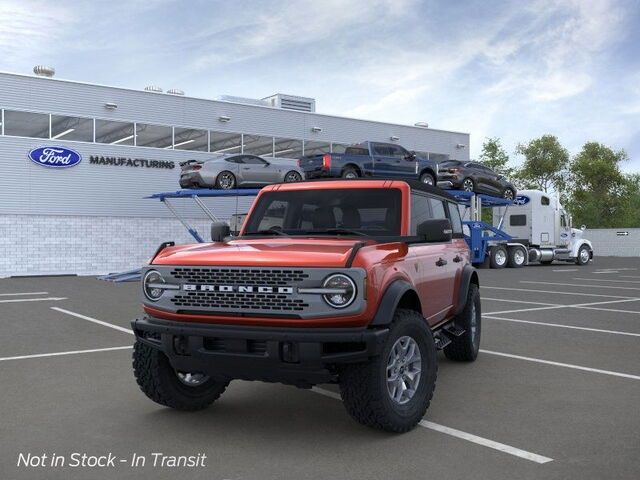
[585,228,640,257]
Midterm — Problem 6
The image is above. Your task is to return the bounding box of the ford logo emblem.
[513,195,530,205]
[28,146,82,168]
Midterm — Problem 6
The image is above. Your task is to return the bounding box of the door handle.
[453,255,462,263]
[436,258,448,267]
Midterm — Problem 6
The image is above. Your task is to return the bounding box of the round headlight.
[143,270,165,302]
[322,274,356,309]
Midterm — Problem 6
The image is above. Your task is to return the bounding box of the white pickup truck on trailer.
[493,189,593,267]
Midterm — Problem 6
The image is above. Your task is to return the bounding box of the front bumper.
[132,315,389,387]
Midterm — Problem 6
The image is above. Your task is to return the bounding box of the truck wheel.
[215,171,236,189]
[576,245,591,265]
[339,309,437,433]
[132,340,229,411]
[341,167,359,179]
[461,178,475,192]
[419,172,435,185]
[444,283,481,362]
[507,246,526,268]
[502,187,515,200]
[489,245,507,269]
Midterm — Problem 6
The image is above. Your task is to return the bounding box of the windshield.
[243,188,402,236]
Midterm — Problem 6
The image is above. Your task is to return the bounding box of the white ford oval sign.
[513,195,530,205]
[28,146,82,168]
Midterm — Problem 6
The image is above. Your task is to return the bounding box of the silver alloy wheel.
[177,372,210,386]
[285,171,302,182]
[344,171,358,179]
[421,174,434,185]
[514,248,525,265]
[218,172,235,189]
[503,189,514,200]
[494,248,507,266]
[579,247,590,263]
[386,336,422,405]
[462,179,474,192]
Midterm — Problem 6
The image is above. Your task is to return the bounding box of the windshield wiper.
[304,228,367,237]
[244,228,288,236]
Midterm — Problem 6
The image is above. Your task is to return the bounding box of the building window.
[273,137,303,158]
[210,131,242,154]
[243,135,274,156]
[173,127,208,151]
[331,143,349,154]
[95,119,135,145]
[51,115,93,142]
[4,110,49,138]
[304,140,331,156]
[135,123,172,148]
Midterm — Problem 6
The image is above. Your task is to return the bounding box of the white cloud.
[0,1,74,64]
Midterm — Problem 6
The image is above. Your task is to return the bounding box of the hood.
[152,238,369,268]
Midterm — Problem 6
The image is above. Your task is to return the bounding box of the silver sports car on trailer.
[179,154,305,189]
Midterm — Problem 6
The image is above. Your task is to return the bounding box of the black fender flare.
[455,264,479,315]
[370,280,417,326]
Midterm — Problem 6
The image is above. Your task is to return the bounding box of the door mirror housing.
[417,219,452,243]
[404,151,416,160]
[211,222,231,242]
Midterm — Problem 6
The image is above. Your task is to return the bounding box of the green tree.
[567,142,633,228]
[515,135,569,193]
[479,137,514,177]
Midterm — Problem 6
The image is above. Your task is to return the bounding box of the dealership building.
[0,68,471,277]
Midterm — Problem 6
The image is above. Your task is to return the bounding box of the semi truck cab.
[494,190,593,265]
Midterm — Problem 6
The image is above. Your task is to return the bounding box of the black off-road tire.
[133,340,229,411]
[341,166,360,179]
[338,309,438,433]
[489,245,508,269]
[444,284,481,362]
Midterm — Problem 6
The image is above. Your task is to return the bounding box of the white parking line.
[483,315,640,337]
[311,388,552,464]
[483,297,559,306]
[552,269,578,272]
[0,297,67,304]
[51,307,133,335]
[484,298,640,316]
[0,346,132,362]
[621,275,640,279]
[480,350,640,381]
[483,286,637,300]
[520,281,640,291]
[0,291,49,296]
[573,278,640,284]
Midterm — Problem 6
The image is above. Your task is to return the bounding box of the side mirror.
[405,151,416,160]
[581,224,586,231]
[417,219,452,243]
[211,222,230,242]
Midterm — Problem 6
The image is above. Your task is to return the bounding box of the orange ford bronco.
[132,179,480,432]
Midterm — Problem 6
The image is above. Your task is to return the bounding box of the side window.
[510,215,527,226]
[429,198,447,220]
[560,214,567,227]
[388,145,407,159]
[410,193,432,234]
[372,144,391,156]
[541,196,550,206]
[242,156,267,165]
[226,156,242,164]
[447,202,463,236]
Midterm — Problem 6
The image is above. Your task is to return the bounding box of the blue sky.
[1,0,639,171]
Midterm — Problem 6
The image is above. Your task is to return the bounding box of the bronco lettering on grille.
[182,285,294,294]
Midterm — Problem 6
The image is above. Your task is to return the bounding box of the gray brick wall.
[585,228,640,257]
[0,214,215,277]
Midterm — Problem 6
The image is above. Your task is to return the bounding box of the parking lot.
[1,256,639,480]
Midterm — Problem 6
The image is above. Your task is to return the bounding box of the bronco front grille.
[170,268,309,286]
[170,292,309,312]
